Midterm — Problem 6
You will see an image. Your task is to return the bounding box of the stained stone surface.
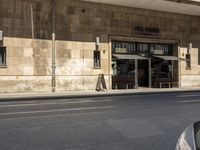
[0,0,200,92]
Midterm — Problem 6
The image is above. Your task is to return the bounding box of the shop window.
[112,41,173,56]
[150,44,172,55]
[0,47,6,66]
[137,43,148,53]
[94,50,101,68]
[186,54,191,70]
[112,41,136,54]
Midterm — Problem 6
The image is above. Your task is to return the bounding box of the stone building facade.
[0,0,200,93]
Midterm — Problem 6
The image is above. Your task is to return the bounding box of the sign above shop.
[115,48,127,53]
[153,49,164,55]
[0,31,3,41]
[134,26,160,36]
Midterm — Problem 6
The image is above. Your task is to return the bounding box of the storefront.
[111,40,181,89]
[0,0,200,93]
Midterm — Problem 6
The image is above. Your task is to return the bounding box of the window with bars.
[94,50,101,68]
[112,41,173,55]
[112,41,136,54]
[137,43,149,53]
[186,54,191,70]
[0,47,6,66]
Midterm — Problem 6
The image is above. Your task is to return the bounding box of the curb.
[0,89,200,102]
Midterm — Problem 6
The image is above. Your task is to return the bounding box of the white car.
[175,121,200,150]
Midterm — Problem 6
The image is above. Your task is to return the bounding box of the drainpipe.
[30,4,34,48]
[51,0,56,92]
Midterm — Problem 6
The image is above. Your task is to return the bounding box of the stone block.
[71,49,81,58]
[82,49,93,59]
[82,67,93,75]
[23,48,33,57]
[56,49,71,58]
[6,66,23,75]
[34,40,51,49]
[66,41,77,50]
[56,76,83,91]
[23,66,33,75]
[83,42,95,50]
[56,41,68,49]
[23,57,34,66]
[34,58,50,67]
[83,58,93,67]
[7,57,23,66]
[56,58,69,67]
[181,75,200,87]
[70,15,80,24]
[4,37,33,48]
[39,48,51,58]
[34,67,47,76]
[0,68,7,75]
[6,46,23,57]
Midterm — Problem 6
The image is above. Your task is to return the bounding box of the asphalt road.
[0,91,200,150]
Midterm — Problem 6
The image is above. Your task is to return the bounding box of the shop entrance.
[111,40,181,89]
[138,60,149,87]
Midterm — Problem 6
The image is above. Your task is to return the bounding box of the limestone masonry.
[0,0,200,93]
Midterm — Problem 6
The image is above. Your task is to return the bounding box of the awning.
[112,54,148,60]
[152,55,185,61]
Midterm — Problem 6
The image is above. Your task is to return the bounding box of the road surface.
[0,91,200,150]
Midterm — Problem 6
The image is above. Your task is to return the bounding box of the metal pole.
[149,58,152,88]
[135,59,138,89]
[171,60,174,78]
[30,4,34,41]
[51,0,56,92]
[30,4,35,49]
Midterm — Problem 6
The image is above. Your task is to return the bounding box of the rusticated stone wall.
[0,0,200,92]
[1,0,200,43]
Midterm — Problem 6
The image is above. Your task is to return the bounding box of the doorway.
[138,60,149,87]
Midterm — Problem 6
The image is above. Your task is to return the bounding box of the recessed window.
[94,50,101,68]
[186,54,191,70]
[137,43,148,53]
[112,41,136,54]
[0,47,6,67]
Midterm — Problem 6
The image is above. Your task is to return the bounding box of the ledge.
[0,65,7,68]
[93,67,101,69]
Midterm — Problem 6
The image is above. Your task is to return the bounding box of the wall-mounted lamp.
[0,30,3,46]
[0,30,3,41]
[96,37,100,50]
[188,43,192,53]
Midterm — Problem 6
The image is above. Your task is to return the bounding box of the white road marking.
[0,99,112,108]
[0,106,114,116]
[178,100,200,103]
[1,111,112,122]
[177,94,200,97]
[0,110,113,121]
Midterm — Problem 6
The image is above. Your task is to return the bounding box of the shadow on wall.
[0,0,200,45]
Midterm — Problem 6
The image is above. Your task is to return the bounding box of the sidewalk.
[0,87,200,101]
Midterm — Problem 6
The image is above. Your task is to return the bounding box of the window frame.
[186,54,191,70]
[0,47,6,67]
[112,40,173,56]
[93,50,101,69]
